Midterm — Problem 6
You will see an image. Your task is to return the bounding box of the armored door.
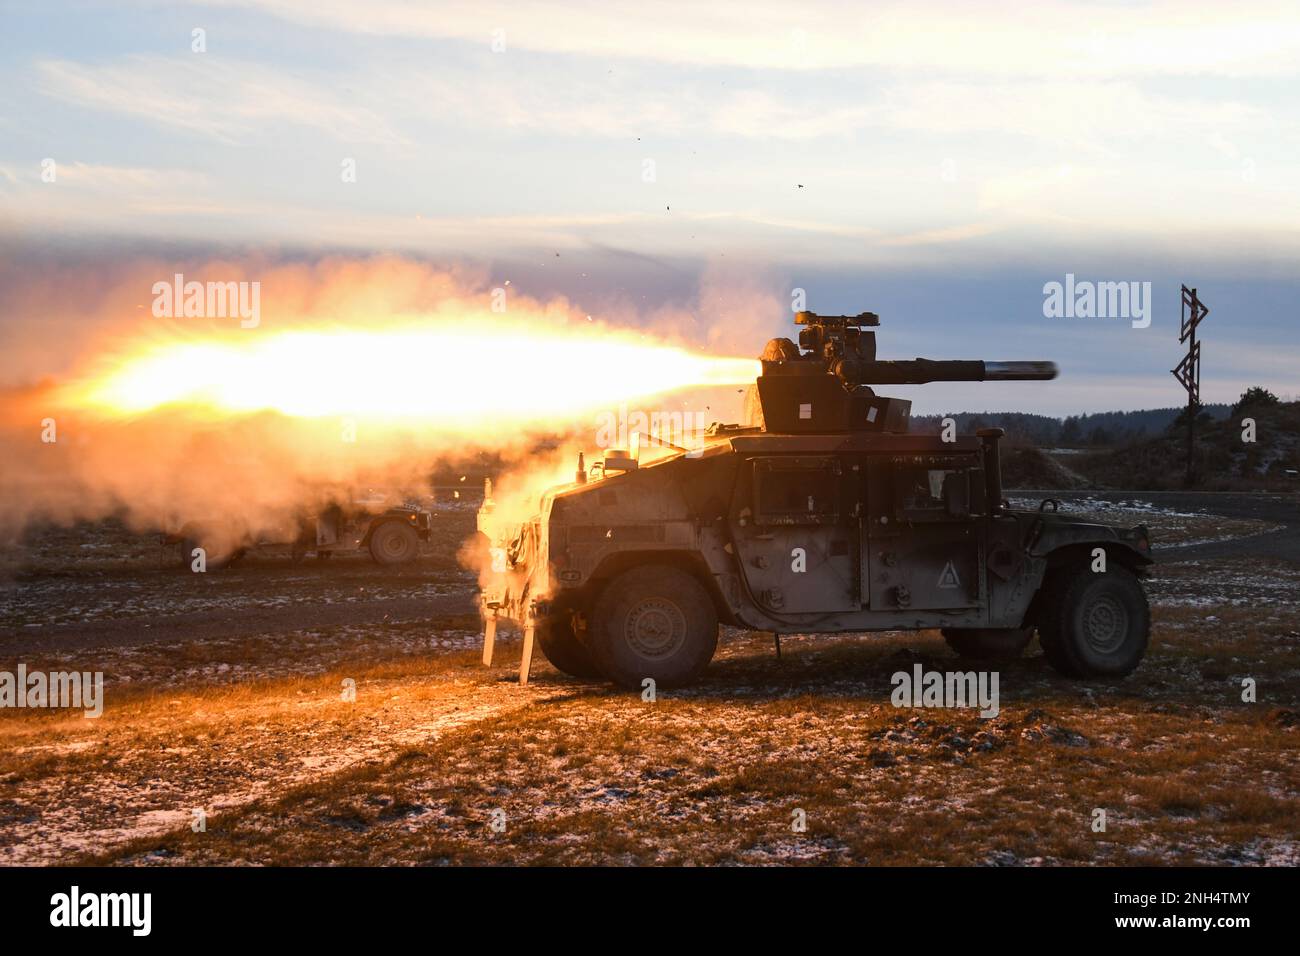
[730,456,859,615]
[865,455,985,612]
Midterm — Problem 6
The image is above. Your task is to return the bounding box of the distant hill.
[911,396,1297,490]
[1000,446,1091,490]
[911,404,1231,448]
[1069,398,1300,491]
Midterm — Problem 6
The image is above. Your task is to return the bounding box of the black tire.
[290,526,313,564]
[1034,571,1075,673]
[587,565,718,689]
[941,627,1034,660]
[1038,565,1149,677]
[180,537,203,571]
[180,535,237,571]
[535,617,605,679]
[368,520,420,565]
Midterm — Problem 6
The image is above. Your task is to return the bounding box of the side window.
[898,467,971,519]
[752,458,840,525]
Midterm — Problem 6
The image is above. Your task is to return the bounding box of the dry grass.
[2,514,1296,866]
[53,594,1300,867]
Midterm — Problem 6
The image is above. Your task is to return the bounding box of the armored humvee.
[478,311,1152,688]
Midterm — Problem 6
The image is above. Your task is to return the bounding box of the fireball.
[66,315,759,436]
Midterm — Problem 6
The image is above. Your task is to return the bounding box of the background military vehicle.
[478,311,1153,688]
[168,489,433,569]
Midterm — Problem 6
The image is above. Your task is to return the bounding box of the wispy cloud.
[5,2,1298,270]
[37,56,404,144]
[52,162,211,190]
[206,0,1300,76]
[880,222,1003,247]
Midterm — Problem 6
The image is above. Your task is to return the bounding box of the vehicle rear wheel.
[290,527,314,564]
[941,627,1034,660]
[368,520,419,565]
[180,529,239,570]
[535,617,605,679]
[1038,565,1149,677]
[588,565,718,689]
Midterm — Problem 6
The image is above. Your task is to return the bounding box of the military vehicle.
[477,311,1152,688]
[169,491,433,569]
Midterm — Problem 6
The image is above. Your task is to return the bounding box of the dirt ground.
[0,492,1296,866]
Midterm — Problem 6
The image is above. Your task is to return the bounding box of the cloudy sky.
[1,0,1297,414]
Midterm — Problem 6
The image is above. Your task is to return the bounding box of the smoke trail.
[0,253,771,548]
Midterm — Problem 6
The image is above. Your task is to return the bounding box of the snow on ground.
[1007,496,1282,548]
[0,670,562,866]
[1,501,1295,866]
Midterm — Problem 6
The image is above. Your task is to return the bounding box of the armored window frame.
[890,454,980,523]
[750,457,842,527]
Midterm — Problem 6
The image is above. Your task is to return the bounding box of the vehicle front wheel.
[368,521,420,565]
[1038,565,1150,677]
[941,627,1034,660]
[587,565,718,689]
[535,617,605,679]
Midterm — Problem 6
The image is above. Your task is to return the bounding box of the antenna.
[1171,285,1209,486]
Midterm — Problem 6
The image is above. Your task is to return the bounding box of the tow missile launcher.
[477,310,1152,690]
[756,311,1057,433]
